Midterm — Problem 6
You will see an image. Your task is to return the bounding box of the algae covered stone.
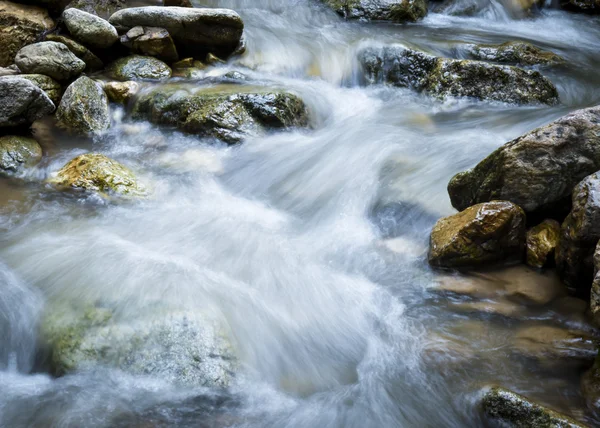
[526,219,560,269]
[56,76,110,134]
[105,55,172,81]
[0,135,42,173]
[45,34,104,72]
[0,76,55,128]
[50,153,146,197]
[62,8,118,49]
[15,41,85,81]
[465,41,564,66]
[428,201,526,268]
[323,0,428,22]
[17,74,61,105]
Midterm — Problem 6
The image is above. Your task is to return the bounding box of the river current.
[1,1,600,427]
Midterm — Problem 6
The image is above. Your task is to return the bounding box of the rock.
[323,0,427,22]
[447,106,600,215]
[582,360,600,414]
[560,0,600,14]
[103,81,139,104]
[45,34,104,72]
[526,219,560,269]
[17,73,61,105]
[105,55,171,81]
[359,45,558,105]
[14,41,85,81]
[481,386,588,427]
[40,302,236,387]
[0,1,55,67]
[591,241,600,326]
[428,201,526,268]
[62,8,118,49]
[171,57,206,78]
[0,76,55,127]
[108,6,244,59]
[465,41,564,66]
[164,0,192,6]
[64,0,125,19]
[55,76,110,134]
[49,153,146,196]
[120,26,178,63]
[512,325,597,370]
[131,84,309,144]
[0,65,19,76]
[0,135,42,173]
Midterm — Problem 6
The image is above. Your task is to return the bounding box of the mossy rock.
[105,55,172,81]
[465,41,564,66]
[45,34,104,71]
[17,74,61,105]
[0,135,42,174]
[56,76,110,134]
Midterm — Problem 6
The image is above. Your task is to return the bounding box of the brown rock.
[526,219,560,269]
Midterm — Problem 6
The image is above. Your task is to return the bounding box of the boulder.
[322,0,428,22]
[526,219,560,269]
[105,55,171,81]
[64,0,125,19]
[40,302,236,387]
[0,135,42,173]
[0,1,55,67]
[131,84,310,144]
[49,153,146,197]
[556,172,600,295]
[103,80,139,104]
[120,26,178,63]
[14,41,85,81]
[360,46,558,105]
[0,76,55,127]
[62,8,118,49]
[560,0,599,14]
[481,386,587,427]
[108,6,244,58]
[464,41,564,66]
[56,76,110,134]
[447,106,600,215]
[45,34,103,71]
[428,201,526,268]
[17,73,61,105]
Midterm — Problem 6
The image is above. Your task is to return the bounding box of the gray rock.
[62,8,118,49]
[64,0,125,19]
[322,0,428,22]
[17,74,61,105]
[45,34,104,72]
[0,65,20,76]
[0,76,55,128]
[108,6,244,58]
[360,45,559,105]
[14,41,85,81]
[0,135,42,173]
[465,41,564,66]
[448,106,600,215]
[105,55,172,81]
[56,76,110,134]
[120,26,178,63]
[591,241,600,326]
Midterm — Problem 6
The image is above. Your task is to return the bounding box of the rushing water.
[1,1,600,427]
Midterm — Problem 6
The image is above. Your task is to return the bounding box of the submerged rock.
[120,26,179,63]
[108,6,244,58]
[0,135,42,173]
[0,76,55,128]
[131,84,309,144]
[104,81,139,104]
[17,74,61,105]
[45,34,104,72]
[56,76,110,134]
[0,1,55,67]
[49,153,146,197]
[428,201,526,269]
[322,0,428,23]
[62,8,118,49]
[448,106,600,215]
[526,219,560,269]
[105,55,172,81]
[465,41,564,66]
[481,386,587,427]
[15,41,85,81]
[360,46,558,105]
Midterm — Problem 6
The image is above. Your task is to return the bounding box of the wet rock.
[14,41,85,81]
[65,0,125,19]
[0,135,42,173]
[0,1,55,67]
[45,34,104,72]
[62,7,118,49]
[481,386,588,427]
[556,172,600,294]
[512,325,597,370]
[40,303,236,387]
[0,76,55,128]
[560,0,600,14]
[526,219,560,269]
[56,76,110,134]
[582,360,600,414]
[17,73,61,105]
[465,41,564,66]
[323,0,427,22]
[360,45,558,105]
[49,153,146,196]
[428,201,526,268]
[105,55,171,81]
[447,106,600,215]
[171,57,206,78]
[108,6,244,59]
[104,81,139,105]
[120,26,178,63]
[591,242,600,326]
[131,84,309,144]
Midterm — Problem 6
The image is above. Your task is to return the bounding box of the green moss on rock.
[105,55,172,81]
[0,135,42,173]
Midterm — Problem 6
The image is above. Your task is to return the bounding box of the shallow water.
[1,1,600,427]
